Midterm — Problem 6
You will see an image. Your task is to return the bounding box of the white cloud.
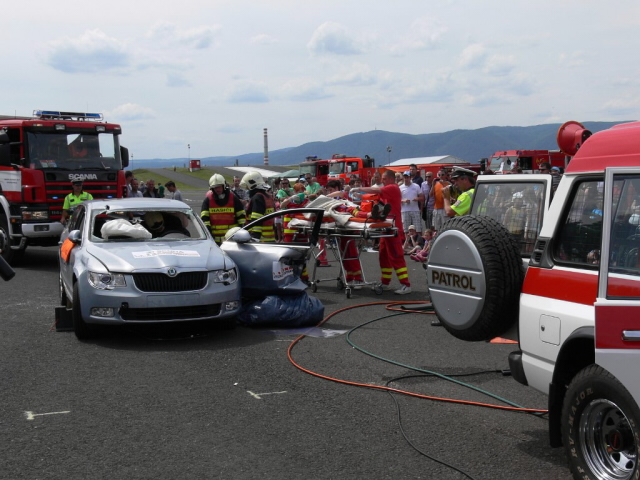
[280,79,332,101]
[325,63,377,87]
[224,80,270,103]
[389,17,448,55]
[250,34,278,45]
[483,54,516,76]
[602,97,640,116]
[166,73,191,87]
[459,44,488,69]
[558,51,586,68]
[307,22,365,56]
[107,103,155,121]
[146,22,222,49]
[46,29,131,74]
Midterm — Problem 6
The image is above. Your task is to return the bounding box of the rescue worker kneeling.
[201,174,246,244]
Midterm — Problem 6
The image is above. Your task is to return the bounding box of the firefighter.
[201,174,246,244]
[61,179,93,225]
[241,171,276,242]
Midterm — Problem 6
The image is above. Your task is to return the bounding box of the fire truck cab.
[485,149,568,174]
[0,110,128,264]
[327,154,376,186]
[427,121,640,479]
[299,156,330,186]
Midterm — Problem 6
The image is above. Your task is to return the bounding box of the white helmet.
[240,171,268,191]
[209,174,226,189]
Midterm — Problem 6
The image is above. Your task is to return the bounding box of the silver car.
[59,198,241,340]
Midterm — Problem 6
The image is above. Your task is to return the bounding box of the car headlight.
[212,268,237,284]
[88,271,126,290]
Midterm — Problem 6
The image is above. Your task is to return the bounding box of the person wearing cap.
[164,181,183,201]
[400,170,424,235]
[403,225,423,255]
[443,167,477,217]
[61,180,93,225]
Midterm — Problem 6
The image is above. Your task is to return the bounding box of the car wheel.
[426,215,524,341]
[72,283,96,340]
[561,365,640,480]
[0,215,26,266]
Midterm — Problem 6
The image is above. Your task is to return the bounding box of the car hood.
[85,240,232,272]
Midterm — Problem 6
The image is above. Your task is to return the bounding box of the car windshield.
[90,208,208,242]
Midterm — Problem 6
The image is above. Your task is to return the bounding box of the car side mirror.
[229,228,252,244]
[69,230,83,244]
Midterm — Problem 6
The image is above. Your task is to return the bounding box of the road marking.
[24,410,71,421]
[247,390,287,400]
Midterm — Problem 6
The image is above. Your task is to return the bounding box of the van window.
[608,175,640,278]
[554,180,604,267]
[472,181,546,256]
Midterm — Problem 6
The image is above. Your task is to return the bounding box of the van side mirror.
[120,146,129,168]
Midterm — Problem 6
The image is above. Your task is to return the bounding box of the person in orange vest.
[241,171,276,242]
[201,174,246,244]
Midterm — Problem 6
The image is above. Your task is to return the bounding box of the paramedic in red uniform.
[353,170,411,295]
[201,174,246,244]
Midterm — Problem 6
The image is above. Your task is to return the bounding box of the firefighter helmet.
[209,174,226,189]
[240,171,268,191]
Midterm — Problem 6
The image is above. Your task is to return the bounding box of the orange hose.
[287,301,548,415]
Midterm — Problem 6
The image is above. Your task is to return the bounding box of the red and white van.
[427,121,640,480]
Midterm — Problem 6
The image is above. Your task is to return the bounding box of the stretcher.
[287,195,398,298]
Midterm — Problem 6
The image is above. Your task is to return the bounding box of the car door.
[595,167,640,401]
[220,207,325,298]
[60,204,87,299]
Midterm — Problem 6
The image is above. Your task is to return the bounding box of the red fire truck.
[484,149,568,173]
[327,154,377,186]
[0,110,129,264]
[299,156,330,186]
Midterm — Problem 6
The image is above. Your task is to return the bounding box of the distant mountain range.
[135,121,628,169]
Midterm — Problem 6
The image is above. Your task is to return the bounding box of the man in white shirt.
[399,170,424,234]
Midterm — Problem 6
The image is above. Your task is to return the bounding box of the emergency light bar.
[33,110,104,122]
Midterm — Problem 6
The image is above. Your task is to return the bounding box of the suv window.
[554,180,604,267]
[609,175,640,279]
[472,180,547,256]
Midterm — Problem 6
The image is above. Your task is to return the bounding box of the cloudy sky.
[3,0,639,159]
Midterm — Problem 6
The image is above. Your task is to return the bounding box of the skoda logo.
[166,268,178,277]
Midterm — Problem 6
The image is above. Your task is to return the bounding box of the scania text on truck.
[427,120,640,480]
[0,110,129,264]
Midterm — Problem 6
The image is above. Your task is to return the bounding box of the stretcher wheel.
[345,288,352,299]
[316,259,321,267]
[312,282,317,293]
[374,284,383,295]
[337,278,345,291]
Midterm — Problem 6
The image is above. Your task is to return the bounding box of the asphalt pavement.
[0,239,573,479]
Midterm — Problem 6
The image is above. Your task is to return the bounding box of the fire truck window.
[554,180,604,267]
[607,176,640,285]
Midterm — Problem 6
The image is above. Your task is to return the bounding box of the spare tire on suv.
[427,215,524,341]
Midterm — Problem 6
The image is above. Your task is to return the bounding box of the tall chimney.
[263,128,269,166]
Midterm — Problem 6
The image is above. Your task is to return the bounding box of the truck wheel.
[0,216,25,266]
[561,365,640,480]
[426,215,524,341]
[72,283,96,340]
